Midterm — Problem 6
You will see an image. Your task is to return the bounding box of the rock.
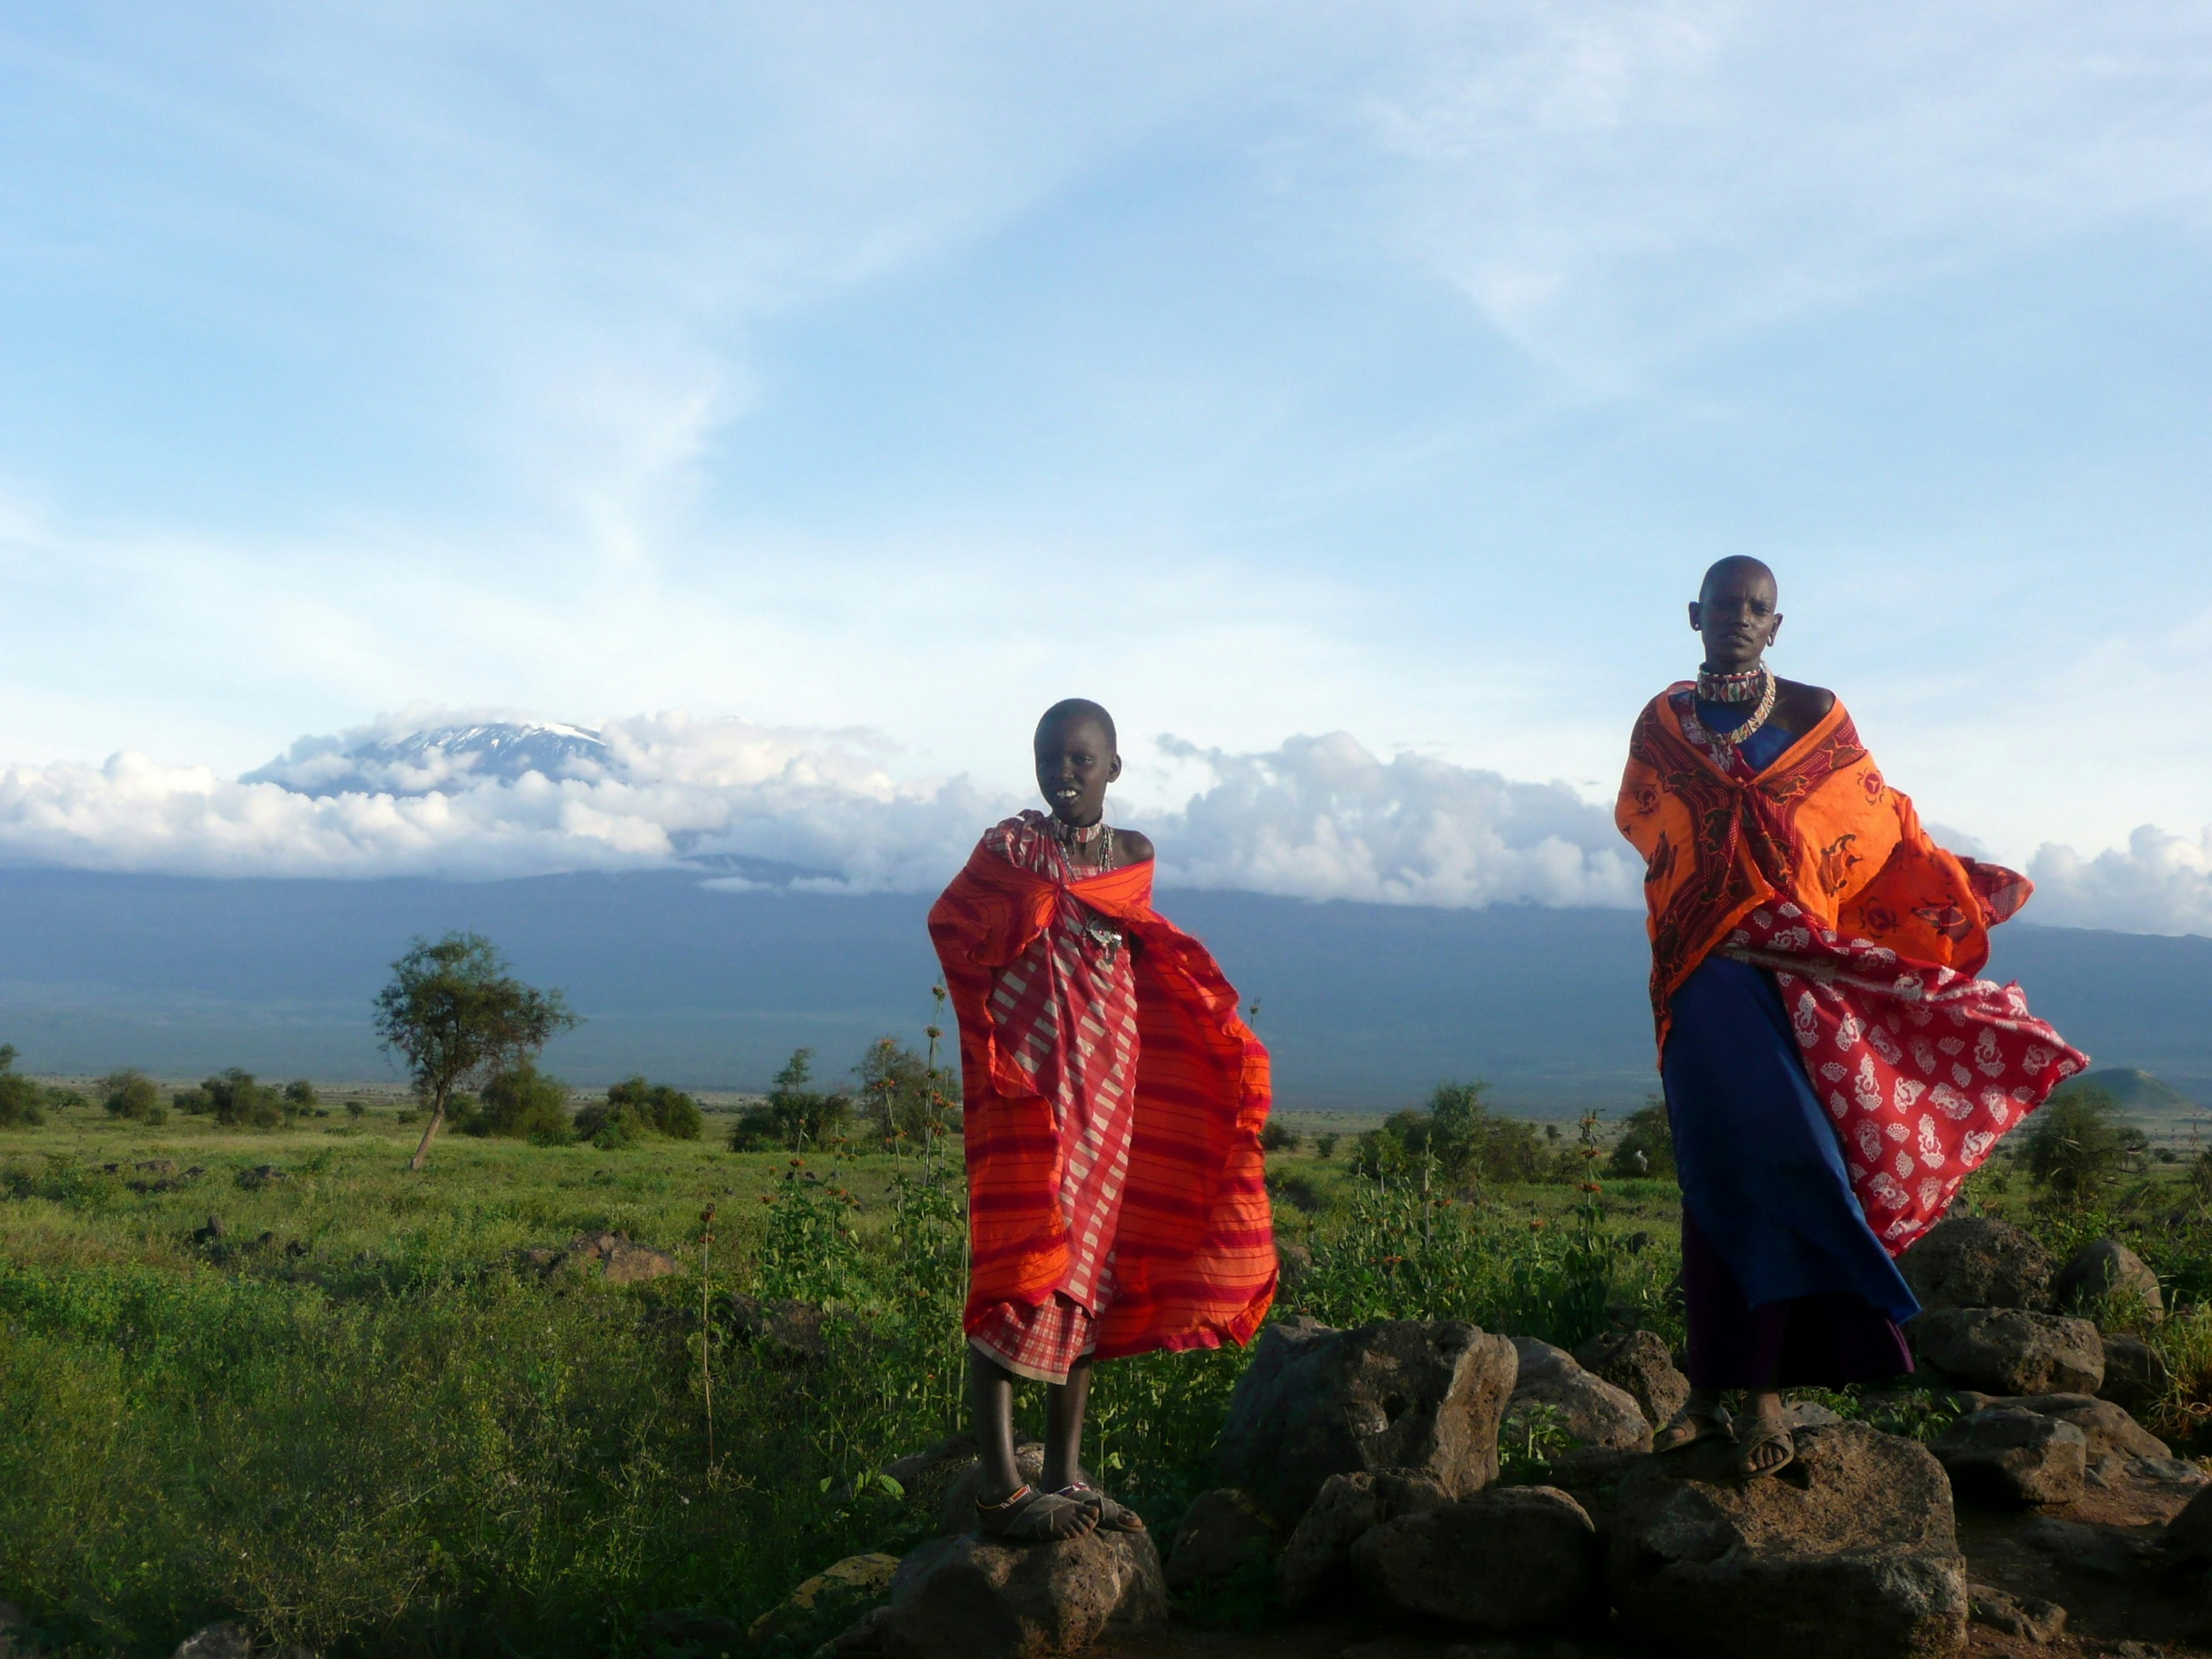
[1274,1469,1450,1612]
[881,1529,1165,1659]
[172,1626,253,1659]
[135,1158,177,1175]
[750,1554,902,1647]
[1276,1240,1313,1291]
[1930,1408,2087,1505]
[1351,1486,1602,1633]
[2014,1514,2159,1580]
[1978,1393,2170,1461]
[1896,1216,2054,1312]
[236,1164,289,1188]
[813,1605,890,1659]
[1509,1338,1652,1453]
[1543,1446,1645,1540]
[192,1215,226,1244]
[2098,1333,2172,1415]
[728,1292,828,1361]
[1574,1329,1690,1431]
[1967,1583,2066,1643]
[2162,1483,2212,1559]
[1165,1487,1277,1593]
[2051,1238,2163,1324]
[1909,1308,2103,1396]
[882,1434,980,1524]
[636,1607,744,1657]
[938,1442,1047,1535]
[1780,1401,1844,1430]
[1215,1316,1520,1524]
[565,1231,677,1284]
[1607,1423,1968,1659]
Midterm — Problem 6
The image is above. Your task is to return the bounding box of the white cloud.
[3,710,2209,935]
[2027,825,2212,935]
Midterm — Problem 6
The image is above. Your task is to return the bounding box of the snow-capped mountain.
[244,720,615,798]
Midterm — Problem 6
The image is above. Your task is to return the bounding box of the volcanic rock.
[1351,1485,1603,1633]
[881,1528,1165,1659]
[1930,1407,2087,1505]
[1214,1316,1518,1524]
[1164,1488,1277,1593]
[1606,1422,1968,1659]
[1509,1338,1651,1453]
[2098,1333,2172,1416]
[1909,1308,2103,1395]
[1274,1470,1449,1612]
[2051,1238,2164,1324]
[1896,1216,2054,1312]
[1574,1328,1690,1431]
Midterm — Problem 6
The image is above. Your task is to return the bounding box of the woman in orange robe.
[930,699,1274,1541]
[1617,559,2085,1478]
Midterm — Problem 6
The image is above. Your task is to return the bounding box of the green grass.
[7,1099,2212,1658]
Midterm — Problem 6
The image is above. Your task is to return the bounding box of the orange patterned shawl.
[929,843,1276,1362]
[1617,688,2028,1053]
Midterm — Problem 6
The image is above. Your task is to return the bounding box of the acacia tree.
[374,933,578,1171]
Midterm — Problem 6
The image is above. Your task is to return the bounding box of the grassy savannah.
[2,1059,2211,1658]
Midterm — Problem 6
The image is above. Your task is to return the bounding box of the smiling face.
[1033,707,1121,828]
[1688,558,1782,671]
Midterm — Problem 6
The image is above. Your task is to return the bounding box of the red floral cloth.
[1726,902,2087,1253]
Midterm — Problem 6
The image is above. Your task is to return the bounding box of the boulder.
[1509,1338,1652,1453]
[937,1442,1047,1535]
[1967,1583,2066,1644]
[1351,1486,1603,1633]
[172,1627,252,1659]
[881,1528,1165,1659]
[1275,1240,1313,1292]
[1607,1423,1968,1659]
[2098,1333,2172,1416]
[2051,1238,2163,1324]
[1930,1408,2087,1505]
[1274,1470,1449,1612]
[2162,1483,2212,1560]
[1896,1216,2053,1312]
[1214,1316,1519,1523]
[882,1434,980,1524]
[1164,1488,1276,1593]
[1950,1393,2171,1461]
[1909,1308,2103,1396]
[564,1230,677,1284]
[1574,1329,1690,1430]
[728,1292,828,1361]
[749,1554,901,1647]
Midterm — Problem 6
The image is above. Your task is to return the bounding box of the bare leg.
[1042,1356,1092,1491]
[971,1348,1025,1502]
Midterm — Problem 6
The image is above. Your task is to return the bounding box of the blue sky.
[1,3,2209,926]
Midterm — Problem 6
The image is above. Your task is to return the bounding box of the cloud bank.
[1,710,2206,935]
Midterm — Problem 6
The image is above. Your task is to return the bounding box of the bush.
[1352,1082,1543,1186]
[730,1051,852,1152]
[1604,1098,1675,1181]
[100,1070,164,1122]
[468,1065,574,1141]
[285,1080,319,1113]
[1260,1120,1303,1153]
[0,1047,46,1127]
[1315,1132,1339,1160]
[2024,1085,2147,1207]
[573,1077,702,1150]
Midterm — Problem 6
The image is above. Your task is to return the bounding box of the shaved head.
[1036,698,1117,753]
[1699,556,1777,605]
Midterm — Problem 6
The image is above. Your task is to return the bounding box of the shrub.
[469,1065,573,1141]
[285,1080,319,1113]
[1604,1099,1675,1181]
[0,1047,46,1127]
[2023,1085,2146,1207]
[1315,1132,1339,1160]
[192,1069,292,1130]
[1352,1082,1543,1186]
[100,1070,164,1122]
[1260,1120,1303,1153]
[730,1051,851,1152]
[574,1077,702,1149]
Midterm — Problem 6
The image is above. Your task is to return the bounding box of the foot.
[975,1484,1099,1543]
[1058,1482,1145,1532]
[1653,1403,1730,1453]
[1734,1413,1796,1480]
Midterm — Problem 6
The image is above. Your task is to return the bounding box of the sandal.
[975,1483,1098,1543]
[1058,1482,1145,1532]
[1653,1404,1730,1454]
[1734,1415,1796,1480]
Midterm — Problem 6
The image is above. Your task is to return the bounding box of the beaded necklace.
[1690,665,1777,750]
[1696,664,1768,704]
[1050,816,1124,959]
